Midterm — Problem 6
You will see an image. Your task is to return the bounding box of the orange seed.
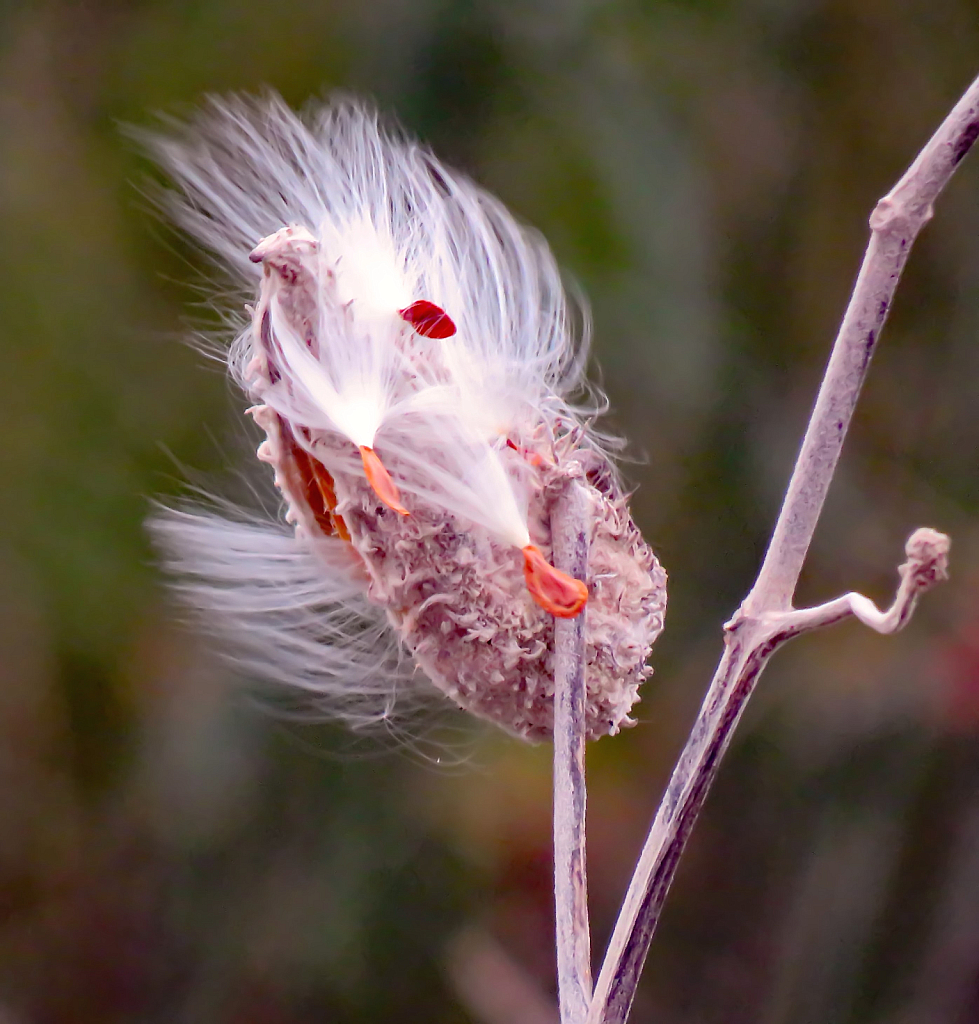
[522,544,588,618]
[359,446,409,516]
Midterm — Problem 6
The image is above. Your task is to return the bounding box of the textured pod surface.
[349,473,665,741]
[254,411,666,739]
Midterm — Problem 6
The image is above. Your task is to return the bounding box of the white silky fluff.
[151,509,419,725]
[146,93,608,728]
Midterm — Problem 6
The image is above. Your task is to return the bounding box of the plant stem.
[586,71,979,1024]
[552,480,593,1024]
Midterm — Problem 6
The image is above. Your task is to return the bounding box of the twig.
[769,528,949,640]
[551,479,593,1024]
[586,71,979,1024]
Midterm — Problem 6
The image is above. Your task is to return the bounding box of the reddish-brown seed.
[282,424,351,541]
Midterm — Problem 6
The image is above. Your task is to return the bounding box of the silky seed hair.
[147,93,667,741]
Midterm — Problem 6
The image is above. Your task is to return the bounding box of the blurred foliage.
[2,0,979,1021]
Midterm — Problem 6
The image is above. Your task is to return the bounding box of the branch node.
[722,611,742,633]
[869,196,898,231]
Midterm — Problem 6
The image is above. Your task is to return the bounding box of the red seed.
[399,300,457,339]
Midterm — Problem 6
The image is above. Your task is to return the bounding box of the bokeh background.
[3,1,979,1021]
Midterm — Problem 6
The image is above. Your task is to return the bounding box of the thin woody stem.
[551,480,593,1024]
[747,79,979,613]
[586,73,979,1024]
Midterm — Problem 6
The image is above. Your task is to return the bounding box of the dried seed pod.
[147,94,666,740]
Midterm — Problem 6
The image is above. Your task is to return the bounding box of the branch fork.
[544,71,979,1024]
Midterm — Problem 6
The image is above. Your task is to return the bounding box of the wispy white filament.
[145,93,609,724]
[151,510,418,726]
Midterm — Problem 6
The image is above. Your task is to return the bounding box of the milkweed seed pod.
[148,95,666,742]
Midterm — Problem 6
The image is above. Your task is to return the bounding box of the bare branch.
[551,480,593,1024]
[747,79,979,613]
[586,69,979,1024]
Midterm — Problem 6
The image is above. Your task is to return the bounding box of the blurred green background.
[2,0,979,1021]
